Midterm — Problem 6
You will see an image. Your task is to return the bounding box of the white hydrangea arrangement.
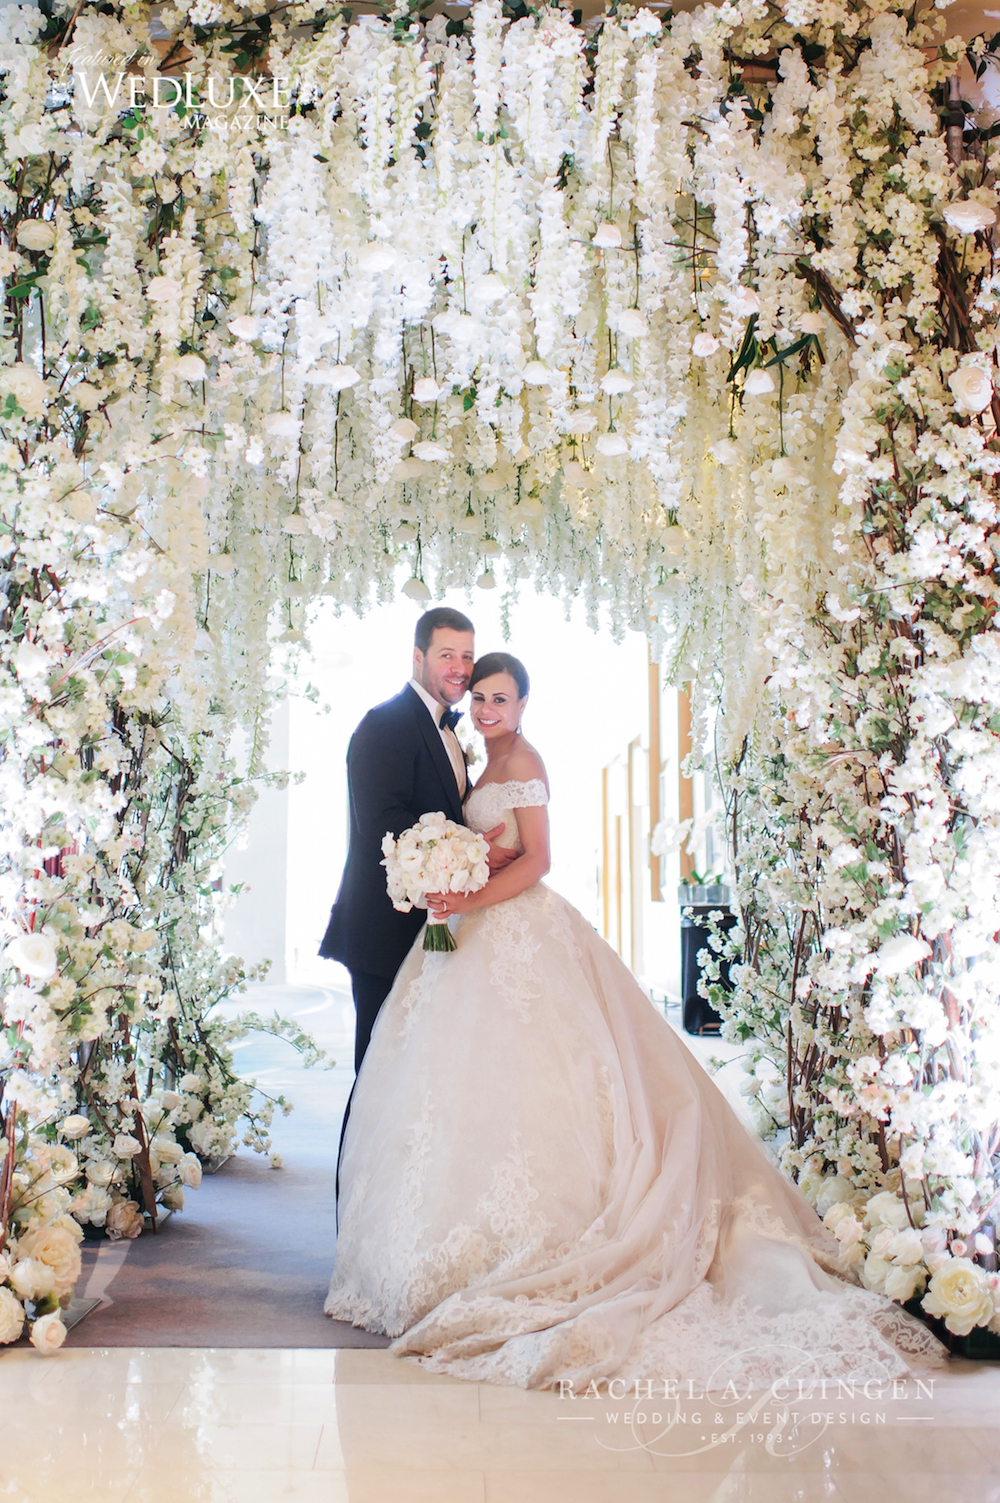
[1,0,999,1348]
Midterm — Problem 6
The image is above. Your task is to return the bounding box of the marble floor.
[1,1343,1000,1502]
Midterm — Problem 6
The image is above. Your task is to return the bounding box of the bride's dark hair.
[470,652,529,699]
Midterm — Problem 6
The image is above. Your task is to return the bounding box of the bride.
[325,652,945,1389]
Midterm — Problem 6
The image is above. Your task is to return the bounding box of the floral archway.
[2,0,1000,1348]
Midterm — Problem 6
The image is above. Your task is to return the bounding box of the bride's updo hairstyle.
[469,652,530,699]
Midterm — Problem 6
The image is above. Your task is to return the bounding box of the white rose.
[357,243,394,273]
[174,354,206,382]
[160,1186,185,1212]
[600,369,633,395]
[864,1191,911,1230]
[833,1215,864,1250]
[948,365,994,414]
[9,1256,56,1301]
[390,418,419,443]
[592,222,622,248]
[888,1228,925,1266]
[403,578,431,601]
[692,332,720,357]
[146,275,182,303]
[522,360,552,386]
[0,1287,25,1345]
[105,1200,144,1241]
[16,218,55,251]
[306,364,360,391]
[59,1115,91,1141]
[797,311,824,333]
[85,1161,115,1188]
[823,1201,854,1232]
[178,1153,202,1189]
[0,362,47,418]
[152,1137,183,1165]
[923,1257,995,1335]
[5,932,57,979]
[875,935,932,978]
[943,199,997,234]
[159,1091,180,1111]
[617,309,648,339]
[72,381,102,411]
[14,1225,81,1296]
[228,314,259,340]
[884,1264,923,1304]
[178,1074,203,1093]
[113,1134,143,1159]
[412,441,450,462]
[862,1251,891,1291]
[870,1226,896,1258]
[412,377,440,403]
[744,369,775,395]
[596,433,629,457]
[30,1312,67,1355]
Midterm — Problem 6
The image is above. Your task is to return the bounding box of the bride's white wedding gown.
[325,779,944,1389]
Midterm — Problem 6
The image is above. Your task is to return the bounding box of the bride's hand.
[427,889,479,918]
[483,823,518,872]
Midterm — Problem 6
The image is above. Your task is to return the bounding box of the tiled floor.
[1,1345,999,1502]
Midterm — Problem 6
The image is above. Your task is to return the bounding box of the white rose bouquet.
[382,813,491,952]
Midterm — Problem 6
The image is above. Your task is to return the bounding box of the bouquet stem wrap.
[382,813,492,953]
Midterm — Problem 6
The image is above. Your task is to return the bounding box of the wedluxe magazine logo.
[66,46,296,132]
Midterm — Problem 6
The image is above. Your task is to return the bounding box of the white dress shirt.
[409,678,467,798]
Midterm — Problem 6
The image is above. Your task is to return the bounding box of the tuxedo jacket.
[319,684,466,979]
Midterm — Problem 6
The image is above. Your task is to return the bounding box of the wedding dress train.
[325,779,945,1389]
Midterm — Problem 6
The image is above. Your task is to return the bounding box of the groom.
[319,606,514,1072]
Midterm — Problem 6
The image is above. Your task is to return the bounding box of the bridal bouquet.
[382,814,491,952]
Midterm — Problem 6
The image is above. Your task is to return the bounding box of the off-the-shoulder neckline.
[467,777,549,795]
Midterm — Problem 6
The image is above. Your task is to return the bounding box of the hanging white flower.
[228,315,259,341]
[403,578,432,601]
[616,309,648,339]
[390,418,419,443]
[306,365,361,391]
[596,433,629,456]
[14,639,51,679]
[357,244,395,273]
[692,332,720,357]
[175,354,207,382]
[797,312,824,334]
[522,361,552,386]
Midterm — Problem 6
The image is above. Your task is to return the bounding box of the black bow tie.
[440,707,462,732]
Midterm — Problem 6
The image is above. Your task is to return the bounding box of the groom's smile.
[412,624,476,707]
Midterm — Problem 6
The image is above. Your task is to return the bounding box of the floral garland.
[1,0,1000,1347]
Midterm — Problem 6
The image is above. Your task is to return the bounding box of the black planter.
[902,1296,1000,1359]
[679,890,736,1035]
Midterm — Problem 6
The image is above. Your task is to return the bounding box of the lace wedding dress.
[325,779,945,1389]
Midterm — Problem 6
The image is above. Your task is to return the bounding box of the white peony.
[923,1258,995,1335]
[948,366,994,414]
[30,1312,67,1355]
[0,1287,25,1345]
[942,200,997,234]
[5,932,57,979]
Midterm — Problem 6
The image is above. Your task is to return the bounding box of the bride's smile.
[470,672,525,740]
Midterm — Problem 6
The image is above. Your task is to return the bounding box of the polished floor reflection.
[1,1345,999,1502]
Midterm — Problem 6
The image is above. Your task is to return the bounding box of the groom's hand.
[484,823,518,872]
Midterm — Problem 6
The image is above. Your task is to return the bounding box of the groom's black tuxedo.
[320,685,466,1062]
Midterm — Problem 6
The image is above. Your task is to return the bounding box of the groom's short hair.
[415,607,474,652]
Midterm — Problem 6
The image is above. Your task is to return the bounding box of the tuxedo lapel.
[404,684,465,824]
